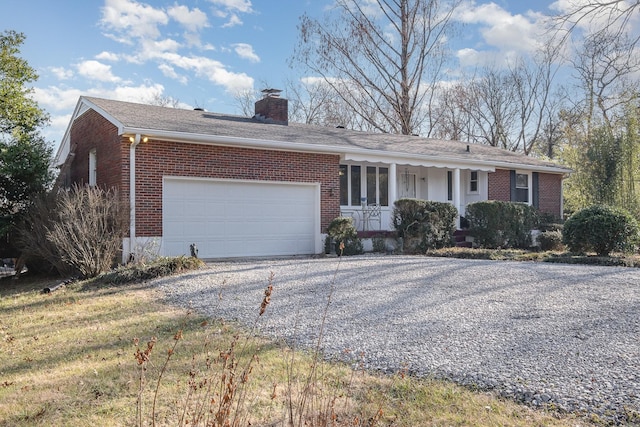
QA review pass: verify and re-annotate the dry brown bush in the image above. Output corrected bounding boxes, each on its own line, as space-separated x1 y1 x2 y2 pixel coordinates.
17 185 128 277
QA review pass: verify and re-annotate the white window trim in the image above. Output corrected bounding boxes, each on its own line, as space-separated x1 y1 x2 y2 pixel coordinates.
468 170 479 195
515 170 532 205
89 149 97 187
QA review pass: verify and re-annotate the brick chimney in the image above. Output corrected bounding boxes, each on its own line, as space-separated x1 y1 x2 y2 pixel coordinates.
254 88 288 125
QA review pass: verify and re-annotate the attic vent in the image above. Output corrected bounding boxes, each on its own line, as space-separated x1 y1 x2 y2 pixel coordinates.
336 125 345 129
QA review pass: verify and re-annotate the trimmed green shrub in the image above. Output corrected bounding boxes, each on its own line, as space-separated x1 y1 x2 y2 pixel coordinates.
465 201 539 249
326 217 363 256
562 205 639 256
391 199 457 253
538 230 564 251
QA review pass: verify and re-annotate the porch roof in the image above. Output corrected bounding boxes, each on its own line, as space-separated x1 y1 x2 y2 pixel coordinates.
55 96 571 174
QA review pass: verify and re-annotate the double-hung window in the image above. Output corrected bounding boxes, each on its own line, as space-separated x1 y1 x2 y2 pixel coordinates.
515 172 529 203
469 170 478 193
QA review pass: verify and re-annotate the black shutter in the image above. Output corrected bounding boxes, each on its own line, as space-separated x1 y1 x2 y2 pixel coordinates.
510 170 516 201
532 172 539 208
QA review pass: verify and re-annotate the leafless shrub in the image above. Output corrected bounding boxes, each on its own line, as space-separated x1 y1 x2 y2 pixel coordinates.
17 185 129 278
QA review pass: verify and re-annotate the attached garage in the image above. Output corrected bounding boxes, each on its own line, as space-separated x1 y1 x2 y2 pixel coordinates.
162 177 320 258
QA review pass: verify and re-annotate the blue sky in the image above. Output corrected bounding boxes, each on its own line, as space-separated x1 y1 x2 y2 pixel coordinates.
1 0 583 150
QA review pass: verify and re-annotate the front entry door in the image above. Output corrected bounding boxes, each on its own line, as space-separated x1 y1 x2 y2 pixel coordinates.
399 172 416 199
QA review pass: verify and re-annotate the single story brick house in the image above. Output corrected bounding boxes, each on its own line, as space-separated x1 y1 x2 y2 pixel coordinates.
54 94 570 259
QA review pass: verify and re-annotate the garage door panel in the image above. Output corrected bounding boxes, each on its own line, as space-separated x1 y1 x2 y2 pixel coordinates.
163 179 317 258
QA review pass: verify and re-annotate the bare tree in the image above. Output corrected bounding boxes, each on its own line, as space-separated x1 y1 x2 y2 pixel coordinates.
146 93 181 108
530 87 569 159
432 45 563 154
293 0 461 136
571 30 640 134
232 88 260 117
286 78 341 125
554 0 640 49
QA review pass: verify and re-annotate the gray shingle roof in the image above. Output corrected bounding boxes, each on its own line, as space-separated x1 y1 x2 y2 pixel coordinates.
82 96 570 173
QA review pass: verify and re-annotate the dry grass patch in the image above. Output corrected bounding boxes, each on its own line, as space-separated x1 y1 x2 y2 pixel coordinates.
0 273 592 426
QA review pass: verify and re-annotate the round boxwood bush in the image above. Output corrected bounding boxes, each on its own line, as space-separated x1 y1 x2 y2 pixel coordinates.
538 230 564 251
562 205 639 256
326 217 363 256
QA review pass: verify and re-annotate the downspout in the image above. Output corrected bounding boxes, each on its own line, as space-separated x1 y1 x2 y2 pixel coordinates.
129 134 141 260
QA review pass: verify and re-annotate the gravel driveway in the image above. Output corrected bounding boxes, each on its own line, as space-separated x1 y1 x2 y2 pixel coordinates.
154 255 640 423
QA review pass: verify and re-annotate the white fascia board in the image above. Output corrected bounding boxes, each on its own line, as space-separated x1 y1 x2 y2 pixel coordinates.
122 127 570 175
121 127 343 156
344 152 570 174
344 152 496 172
54 97 126 166
488 161 571 174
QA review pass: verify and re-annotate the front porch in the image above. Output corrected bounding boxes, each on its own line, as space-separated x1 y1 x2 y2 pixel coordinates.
338 161 494 231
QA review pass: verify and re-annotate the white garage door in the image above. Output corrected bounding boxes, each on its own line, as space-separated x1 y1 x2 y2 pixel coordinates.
163 178 319 258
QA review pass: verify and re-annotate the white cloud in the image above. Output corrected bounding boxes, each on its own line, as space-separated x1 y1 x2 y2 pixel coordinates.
138 38 182 59
182 32 203 48
300 76 326 86
456 47 514 68
157 52 254 92
33 86 84 111
455 1 545 57
167 5 209 32
158 63 189 84
100 0 168 41
232 43 260 63
95 51 120 61
35 82 169 147
208 0 253 13
221 14 243 28
76 60 122 83
209 0 253 27
110 83 166 103
49 66 74 80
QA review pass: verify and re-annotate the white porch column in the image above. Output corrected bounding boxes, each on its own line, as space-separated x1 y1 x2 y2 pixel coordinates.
389 163 397 207
453 168 461 229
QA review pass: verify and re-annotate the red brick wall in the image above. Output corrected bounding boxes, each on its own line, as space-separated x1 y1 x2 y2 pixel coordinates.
133 140 340 236
538 172 563 219
69 110 126 192
487 169 511 201
488 168 563 219
68 111 340 239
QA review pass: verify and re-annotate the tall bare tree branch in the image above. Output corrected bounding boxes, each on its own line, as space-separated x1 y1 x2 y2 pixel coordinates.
292 0 461 136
